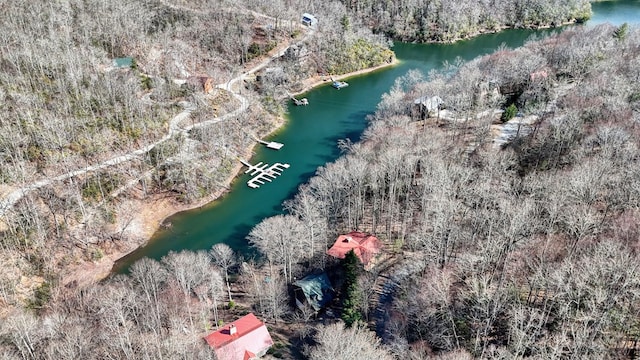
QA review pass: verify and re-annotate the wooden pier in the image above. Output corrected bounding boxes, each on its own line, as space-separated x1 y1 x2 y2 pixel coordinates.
240 159 290 188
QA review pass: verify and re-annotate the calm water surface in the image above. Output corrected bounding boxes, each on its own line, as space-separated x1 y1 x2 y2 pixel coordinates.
113 1 640 273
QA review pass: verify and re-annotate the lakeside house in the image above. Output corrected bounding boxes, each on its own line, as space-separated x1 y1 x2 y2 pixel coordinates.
412 95 443 119
293 272 334 311
203 313 273 360
326 231 383 270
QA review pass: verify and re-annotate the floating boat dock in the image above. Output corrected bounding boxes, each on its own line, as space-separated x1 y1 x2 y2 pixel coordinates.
250 133 284 150
258 139 284 150
240 159 290 188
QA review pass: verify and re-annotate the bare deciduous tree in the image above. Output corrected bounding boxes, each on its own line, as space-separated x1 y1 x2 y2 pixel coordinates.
247 214 307 282
306 322 394 360
210 243 236 303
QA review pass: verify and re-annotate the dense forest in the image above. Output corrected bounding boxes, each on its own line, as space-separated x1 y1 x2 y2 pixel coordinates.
339 0 592 41
0 0 391 317
5 19 639 360
272 22 640 358
2 0 638 359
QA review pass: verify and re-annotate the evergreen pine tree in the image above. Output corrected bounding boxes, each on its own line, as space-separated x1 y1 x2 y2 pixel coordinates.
341 250 363 327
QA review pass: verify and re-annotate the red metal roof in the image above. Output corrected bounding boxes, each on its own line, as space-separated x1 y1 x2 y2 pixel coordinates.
326 231 382 267
203 313 273 360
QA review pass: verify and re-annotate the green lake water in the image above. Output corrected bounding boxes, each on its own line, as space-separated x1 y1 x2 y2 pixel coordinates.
112 1 640 273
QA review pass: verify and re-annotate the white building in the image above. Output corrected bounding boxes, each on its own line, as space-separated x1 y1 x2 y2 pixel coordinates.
302 13 318 27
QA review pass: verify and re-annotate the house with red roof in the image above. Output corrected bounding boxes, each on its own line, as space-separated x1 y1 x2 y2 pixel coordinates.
203 313 273 360
326 231 383 270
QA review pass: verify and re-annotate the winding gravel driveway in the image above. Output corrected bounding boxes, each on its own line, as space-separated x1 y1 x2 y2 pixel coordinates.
0 21 311 217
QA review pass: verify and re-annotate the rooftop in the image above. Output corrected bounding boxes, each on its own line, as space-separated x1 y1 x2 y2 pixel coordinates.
326 231 382 268
204 313 273 360
294 272 334 311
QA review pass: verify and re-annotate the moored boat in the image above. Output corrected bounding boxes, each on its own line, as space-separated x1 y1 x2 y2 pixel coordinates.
332 80 349 89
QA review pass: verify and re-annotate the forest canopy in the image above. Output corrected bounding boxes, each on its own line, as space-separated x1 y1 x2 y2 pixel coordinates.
339 0 592 42
0 0 392 314
271 22 640 358
1 0 639 359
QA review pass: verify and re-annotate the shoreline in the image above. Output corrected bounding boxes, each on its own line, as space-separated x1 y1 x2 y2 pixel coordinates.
60 142 257 288
61 58 400 288
290 57 400 98
50 14 582 289
394 18 582 44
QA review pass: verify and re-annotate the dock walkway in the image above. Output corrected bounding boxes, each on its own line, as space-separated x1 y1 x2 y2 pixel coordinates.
240 160 290 188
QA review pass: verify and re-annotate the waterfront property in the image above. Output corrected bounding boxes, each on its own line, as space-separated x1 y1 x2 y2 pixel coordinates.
293 272 334 311
412 95 443 119
117 1 639 273
327 231 383 270
204 313 273 360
